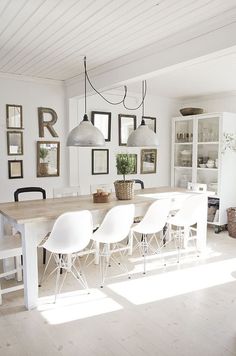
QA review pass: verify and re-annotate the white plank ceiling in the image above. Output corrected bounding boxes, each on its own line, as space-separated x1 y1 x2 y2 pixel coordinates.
0 0 235 81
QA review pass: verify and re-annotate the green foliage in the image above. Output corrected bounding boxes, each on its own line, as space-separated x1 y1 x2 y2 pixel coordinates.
39 147 48 161
116 153 136 181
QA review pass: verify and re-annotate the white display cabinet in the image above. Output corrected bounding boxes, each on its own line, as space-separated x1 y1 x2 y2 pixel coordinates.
171 112 236 232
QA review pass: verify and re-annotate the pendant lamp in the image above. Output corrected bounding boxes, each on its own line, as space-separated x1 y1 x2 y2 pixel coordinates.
67 57 105 147
127 81 159 147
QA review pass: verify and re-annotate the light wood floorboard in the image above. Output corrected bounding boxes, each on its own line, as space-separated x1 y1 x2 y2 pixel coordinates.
0 228 236 356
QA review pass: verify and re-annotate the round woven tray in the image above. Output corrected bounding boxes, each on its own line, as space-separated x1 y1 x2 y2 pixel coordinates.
114 180 134 200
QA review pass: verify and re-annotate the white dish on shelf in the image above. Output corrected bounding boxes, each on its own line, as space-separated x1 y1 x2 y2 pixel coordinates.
199 164 206 168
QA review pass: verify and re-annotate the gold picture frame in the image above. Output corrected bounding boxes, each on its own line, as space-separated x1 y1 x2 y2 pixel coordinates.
37 141 60 177
141 149 157 174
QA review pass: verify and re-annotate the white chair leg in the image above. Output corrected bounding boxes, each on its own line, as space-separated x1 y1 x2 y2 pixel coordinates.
128 231 133 256
100 245 110 288
54 265 61 303
15 255 22 282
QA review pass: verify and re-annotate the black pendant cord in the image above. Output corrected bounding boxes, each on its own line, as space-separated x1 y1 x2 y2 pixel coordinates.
141 81 146 125
84 56 127 106
122 80 147 111
84 57 87 114
84 56 147 110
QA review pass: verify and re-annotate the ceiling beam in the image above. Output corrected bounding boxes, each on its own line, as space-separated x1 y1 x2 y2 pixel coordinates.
65 19 236 99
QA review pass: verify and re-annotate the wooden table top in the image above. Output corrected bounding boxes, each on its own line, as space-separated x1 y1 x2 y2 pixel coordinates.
0 187 186 224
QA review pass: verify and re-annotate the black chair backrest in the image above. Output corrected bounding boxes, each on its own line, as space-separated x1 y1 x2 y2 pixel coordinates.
133 179 144 189
14 187 46 202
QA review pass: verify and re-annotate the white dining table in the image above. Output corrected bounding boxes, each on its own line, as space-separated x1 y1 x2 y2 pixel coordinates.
0 187 208 310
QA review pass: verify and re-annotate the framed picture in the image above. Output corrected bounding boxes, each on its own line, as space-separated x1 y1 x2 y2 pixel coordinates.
141 149 157 174
143 116 156 132
7 131 23 155
8 160 23 179
91 111 111 141
6 104 23 129
37 141 60 177
92 149 109 175
118 114 136 146
117 154 137 175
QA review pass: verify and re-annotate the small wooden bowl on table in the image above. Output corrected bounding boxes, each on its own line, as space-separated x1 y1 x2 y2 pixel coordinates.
93 189 111 203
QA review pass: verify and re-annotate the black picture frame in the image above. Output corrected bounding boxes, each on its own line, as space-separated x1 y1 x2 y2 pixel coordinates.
7 131 24 155
92 149 109 175
118 114 136 146
143 116 156 132
6 104 23 129
91 111 111 142
8 160 23 179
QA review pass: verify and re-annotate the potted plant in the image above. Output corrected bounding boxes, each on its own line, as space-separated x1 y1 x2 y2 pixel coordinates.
114 153 135 200
39 147 49 175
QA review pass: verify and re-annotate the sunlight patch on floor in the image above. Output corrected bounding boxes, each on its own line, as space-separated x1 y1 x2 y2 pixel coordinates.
108 257 236 305
38 288 122 324
127 246 221 274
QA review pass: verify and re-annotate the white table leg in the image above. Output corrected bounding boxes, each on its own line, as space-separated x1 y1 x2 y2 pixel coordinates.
19 221 53 310
20 223 39 310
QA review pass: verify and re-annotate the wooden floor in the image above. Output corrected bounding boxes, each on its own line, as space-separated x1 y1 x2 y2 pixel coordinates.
0 229 236 356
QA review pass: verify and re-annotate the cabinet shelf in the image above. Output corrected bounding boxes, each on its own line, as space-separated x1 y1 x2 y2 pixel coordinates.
197 168 218 171
175 142 193 145
197 141 219 145
174 166 192 169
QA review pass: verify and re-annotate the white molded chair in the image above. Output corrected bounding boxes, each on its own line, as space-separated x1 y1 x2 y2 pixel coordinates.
41 210 93 302
131 199 171 274
0 235 23 304
92 204 135 287
53 186 81 198
168 194 205 263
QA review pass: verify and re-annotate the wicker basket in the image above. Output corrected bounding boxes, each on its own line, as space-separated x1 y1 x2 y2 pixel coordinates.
114 180 134 200
93 193 110 203
227 207 236 238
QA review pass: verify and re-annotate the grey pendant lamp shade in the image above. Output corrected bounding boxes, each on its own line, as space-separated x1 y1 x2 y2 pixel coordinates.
67 57 105 147
127 119 159 146
67 114 105 146
127 81 159 147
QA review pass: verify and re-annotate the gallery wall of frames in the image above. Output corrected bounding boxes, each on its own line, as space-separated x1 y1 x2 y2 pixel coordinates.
90 110 157 177
5 104 61 180
5 105 157 181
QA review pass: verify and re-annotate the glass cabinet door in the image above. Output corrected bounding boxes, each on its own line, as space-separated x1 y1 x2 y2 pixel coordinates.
174 168 192 188
197 117 219 194
175 120 193 143
198 117 219 143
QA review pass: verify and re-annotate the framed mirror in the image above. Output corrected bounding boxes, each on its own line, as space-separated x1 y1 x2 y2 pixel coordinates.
6 104 23 129
118 114 136 146
141 149 157 174
37 141 60 177
8 160 23 179
92 149 109 175
91 111 111 141
7 131 23 155
143 116 156 132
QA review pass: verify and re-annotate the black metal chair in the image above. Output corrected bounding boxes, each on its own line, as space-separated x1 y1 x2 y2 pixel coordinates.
14 187 47 264
133 179 144 189
14 187 46 202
